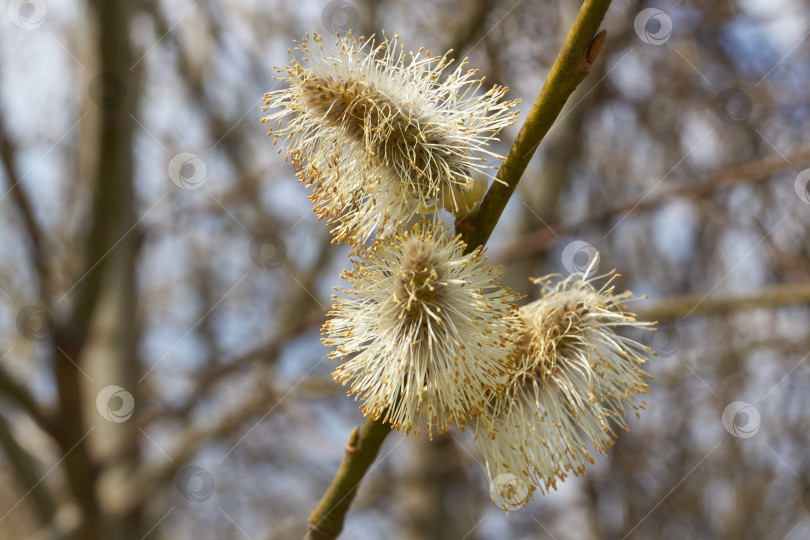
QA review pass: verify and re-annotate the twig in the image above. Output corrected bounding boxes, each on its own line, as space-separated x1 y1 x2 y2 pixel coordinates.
457 0 612 250
495 142 810 262
110 386 284 517
637 281 810 321
0 413 56 523
307 1 614 537
0 363 55 435
0 120 49 303
306 418 392 539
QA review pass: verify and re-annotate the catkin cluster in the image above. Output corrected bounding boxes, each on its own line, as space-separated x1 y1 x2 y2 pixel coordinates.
263 32 654 510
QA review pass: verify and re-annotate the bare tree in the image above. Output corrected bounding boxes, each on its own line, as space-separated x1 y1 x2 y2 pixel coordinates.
1 1 809 539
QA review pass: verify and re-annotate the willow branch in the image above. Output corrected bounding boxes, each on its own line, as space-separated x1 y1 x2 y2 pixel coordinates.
637 282 810 321
306 418 392 539
307 2 614 538
457 0 612 250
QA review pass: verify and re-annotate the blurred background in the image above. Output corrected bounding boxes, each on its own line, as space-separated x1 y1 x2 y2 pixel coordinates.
1 0 810 538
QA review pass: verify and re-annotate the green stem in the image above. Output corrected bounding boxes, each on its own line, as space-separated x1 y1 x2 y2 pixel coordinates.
458 0 612 251
306 418 392 539
308 1 613 537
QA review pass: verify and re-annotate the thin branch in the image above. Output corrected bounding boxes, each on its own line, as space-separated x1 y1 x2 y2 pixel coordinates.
637 281 810 321
496 142 810 262
306 2 614 537
306 418 392 540
0 363 55 435
457 0 612 250
0 413 56 523
0 119 49 303
110 236 333 511
110 385 286 517
105 303 324 465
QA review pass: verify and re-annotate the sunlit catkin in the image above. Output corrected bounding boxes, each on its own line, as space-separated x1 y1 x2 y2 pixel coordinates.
262 32 519 245
476 268 655 504
323 222 524 438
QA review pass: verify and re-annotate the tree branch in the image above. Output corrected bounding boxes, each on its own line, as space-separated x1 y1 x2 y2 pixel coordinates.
0 413 56 523
109 386 284 517
306 418 392 539
0 120 49 303
637 282 810 321
495 142 810 262
0 363 55 435
457 0 612 250
49 2 139 537
307 1 614 537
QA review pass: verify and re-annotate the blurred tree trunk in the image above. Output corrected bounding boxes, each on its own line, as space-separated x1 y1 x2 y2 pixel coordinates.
398 435 472 540
78 0 141 537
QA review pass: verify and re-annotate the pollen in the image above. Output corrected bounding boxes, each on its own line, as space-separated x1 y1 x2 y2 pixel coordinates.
394 236 444 317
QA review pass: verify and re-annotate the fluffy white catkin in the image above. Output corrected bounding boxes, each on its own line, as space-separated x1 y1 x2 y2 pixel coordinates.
323 222 524 438
262 32 519 245
476 268 655 505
